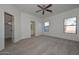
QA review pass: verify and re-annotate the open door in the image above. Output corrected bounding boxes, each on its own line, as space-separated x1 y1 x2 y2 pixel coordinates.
4 12 14 48
31 21 36 37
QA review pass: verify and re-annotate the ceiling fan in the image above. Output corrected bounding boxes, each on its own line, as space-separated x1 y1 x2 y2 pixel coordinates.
36 4 52 15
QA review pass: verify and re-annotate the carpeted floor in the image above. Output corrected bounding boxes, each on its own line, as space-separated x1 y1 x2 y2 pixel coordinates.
0 35 79 55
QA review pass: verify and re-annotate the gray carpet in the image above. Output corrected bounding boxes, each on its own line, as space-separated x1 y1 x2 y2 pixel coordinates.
0 35 79 55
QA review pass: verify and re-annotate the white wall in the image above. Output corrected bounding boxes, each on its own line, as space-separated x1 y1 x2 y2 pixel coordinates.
0 4 21 51
21 12 42 39
0 4 42 51
0 8 4 51
43 8 79 41
21 13 31 39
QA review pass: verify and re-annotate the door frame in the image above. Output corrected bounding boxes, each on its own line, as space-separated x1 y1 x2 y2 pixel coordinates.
4 12 14 48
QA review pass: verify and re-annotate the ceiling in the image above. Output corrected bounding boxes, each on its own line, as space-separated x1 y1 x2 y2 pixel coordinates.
13 4 79 18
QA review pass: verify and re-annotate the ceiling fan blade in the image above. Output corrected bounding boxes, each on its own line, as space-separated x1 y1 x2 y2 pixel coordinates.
37 5 43 9
36 10 42 13
42 10 44 15
45 4 52 9
46 9 52 12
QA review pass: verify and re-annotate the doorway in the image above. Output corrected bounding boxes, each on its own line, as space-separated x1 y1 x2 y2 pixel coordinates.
4 12 14 48
31 21 36 37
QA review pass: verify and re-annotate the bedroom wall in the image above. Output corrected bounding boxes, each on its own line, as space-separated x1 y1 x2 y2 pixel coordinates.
0 4 42 51
21 12 42 39
43 7 79 41
0 4 21 51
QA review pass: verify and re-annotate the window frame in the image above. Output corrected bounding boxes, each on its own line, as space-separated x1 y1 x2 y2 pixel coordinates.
64 16 77 34
44 21 49 32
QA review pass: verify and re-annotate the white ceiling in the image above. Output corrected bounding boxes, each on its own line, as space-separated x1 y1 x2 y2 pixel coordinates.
13 4 79 18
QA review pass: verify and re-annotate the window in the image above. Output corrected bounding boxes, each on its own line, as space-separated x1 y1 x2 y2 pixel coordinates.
44 21 49 32
64 17 77 33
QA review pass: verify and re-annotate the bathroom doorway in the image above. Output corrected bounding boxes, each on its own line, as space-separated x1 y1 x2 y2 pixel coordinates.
4 12 14 48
